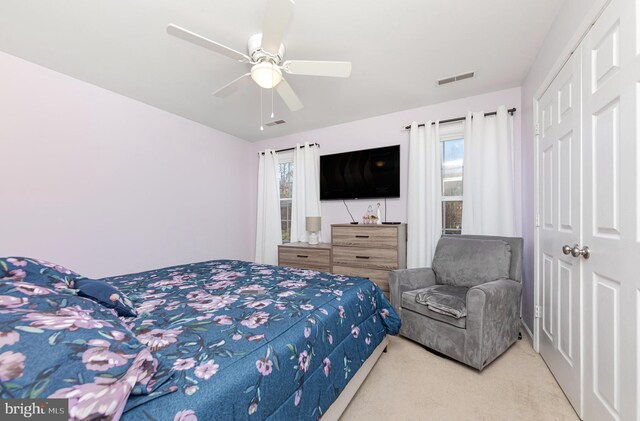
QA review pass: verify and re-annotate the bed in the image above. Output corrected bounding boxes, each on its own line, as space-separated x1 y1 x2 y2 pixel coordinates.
0 257 400 420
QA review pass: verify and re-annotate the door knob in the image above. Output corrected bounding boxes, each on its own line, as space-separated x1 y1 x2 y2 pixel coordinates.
562 244 590 259
571 245 590 259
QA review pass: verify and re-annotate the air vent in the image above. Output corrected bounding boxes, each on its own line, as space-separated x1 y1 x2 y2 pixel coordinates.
437 71 475 86
265 119 286 127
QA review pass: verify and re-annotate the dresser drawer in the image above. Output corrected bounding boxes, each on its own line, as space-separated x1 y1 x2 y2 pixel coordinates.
332 246 398 271
332 265 390 293
332 226 398 248
279 247 331 268
281 262 330 272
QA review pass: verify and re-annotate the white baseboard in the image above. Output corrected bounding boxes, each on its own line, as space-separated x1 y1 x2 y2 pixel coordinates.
521 319 534 342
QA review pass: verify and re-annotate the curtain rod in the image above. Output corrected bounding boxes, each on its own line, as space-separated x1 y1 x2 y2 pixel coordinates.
402 108 517 130
258 142 320 155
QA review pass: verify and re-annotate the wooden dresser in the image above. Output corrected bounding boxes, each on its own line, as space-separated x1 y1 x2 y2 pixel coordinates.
277 224 406 296
330 224 407 295
277 242 332 272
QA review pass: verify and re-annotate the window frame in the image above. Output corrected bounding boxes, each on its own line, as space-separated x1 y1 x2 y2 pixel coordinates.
277 151 294 243
439 122 465 235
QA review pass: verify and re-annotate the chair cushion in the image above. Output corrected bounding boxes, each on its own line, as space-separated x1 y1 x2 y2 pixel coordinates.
432 237 512 287
415 285 469 318
401 289 466 329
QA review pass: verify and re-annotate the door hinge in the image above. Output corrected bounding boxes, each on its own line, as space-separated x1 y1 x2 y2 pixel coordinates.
535 122 540 136
535 214 540 227
535 305 542 319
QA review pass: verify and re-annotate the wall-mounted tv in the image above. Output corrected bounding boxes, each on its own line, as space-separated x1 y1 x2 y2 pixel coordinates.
320 145 400 200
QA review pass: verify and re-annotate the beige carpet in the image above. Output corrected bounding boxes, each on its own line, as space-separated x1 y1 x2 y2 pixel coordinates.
340 334 579 421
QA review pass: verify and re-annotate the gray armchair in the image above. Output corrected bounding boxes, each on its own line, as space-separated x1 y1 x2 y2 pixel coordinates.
389 235 523 370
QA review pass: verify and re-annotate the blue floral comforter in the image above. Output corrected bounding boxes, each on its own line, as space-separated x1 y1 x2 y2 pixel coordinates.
101 260 401 420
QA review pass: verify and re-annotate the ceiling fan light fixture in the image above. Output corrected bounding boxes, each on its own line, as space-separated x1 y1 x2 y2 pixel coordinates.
251 61 282 89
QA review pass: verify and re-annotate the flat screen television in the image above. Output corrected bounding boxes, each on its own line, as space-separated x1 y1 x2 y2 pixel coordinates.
320 145 400 200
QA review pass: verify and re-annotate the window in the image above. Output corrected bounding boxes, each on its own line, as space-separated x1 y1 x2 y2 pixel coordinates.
440 124 464 234
277 152 294 243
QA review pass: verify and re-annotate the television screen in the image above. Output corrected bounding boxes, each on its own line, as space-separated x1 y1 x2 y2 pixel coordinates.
320 145 400 200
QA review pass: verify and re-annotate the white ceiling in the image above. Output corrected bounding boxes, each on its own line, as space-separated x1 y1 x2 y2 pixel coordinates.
0 0 563 141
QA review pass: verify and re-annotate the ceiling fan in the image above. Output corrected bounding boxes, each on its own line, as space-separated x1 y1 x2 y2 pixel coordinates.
167 0 352 112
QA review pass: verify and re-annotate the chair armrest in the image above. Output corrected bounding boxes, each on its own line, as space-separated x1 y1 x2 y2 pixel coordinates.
388 268 437 313
466 279 522 367
467 279 521 320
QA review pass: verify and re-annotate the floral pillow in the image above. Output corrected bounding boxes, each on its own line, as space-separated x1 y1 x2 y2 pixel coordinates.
1 257 81 291
0 268 174 420
1 257 137 318
71 279 138 318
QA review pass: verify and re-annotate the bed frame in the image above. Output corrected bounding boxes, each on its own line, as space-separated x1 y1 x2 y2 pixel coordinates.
321 336 389 420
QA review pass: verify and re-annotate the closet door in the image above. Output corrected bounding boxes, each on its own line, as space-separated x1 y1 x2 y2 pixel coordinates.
537 50 583 417
581 0 639 419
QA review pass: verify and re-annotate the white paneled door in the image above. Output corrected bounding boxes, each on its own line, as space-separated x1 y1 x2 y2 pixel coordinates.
582 0 639 419
536 0 638 419
537 50 583 417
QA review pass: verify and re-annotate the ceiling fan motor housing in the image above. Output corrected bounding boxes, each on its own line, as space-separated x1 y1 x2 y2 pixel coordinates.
248 33 285 64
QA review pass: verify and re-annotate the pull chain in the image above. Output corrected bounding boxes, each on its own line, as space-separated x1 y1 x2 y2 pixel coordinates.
270 70 275 118
260 88 264 131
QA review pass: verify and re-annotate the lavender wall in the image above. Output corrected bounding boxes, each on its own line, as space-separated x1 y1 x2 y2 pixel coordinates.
250 87 523 290
0 44 540 326
520 0 603 332
0 52 255 278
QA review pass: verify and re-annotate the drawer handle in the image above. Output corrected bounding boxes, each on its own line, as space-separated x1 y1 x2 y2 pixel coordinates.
297 254 309 258
355 255 370 259
355 235 369 238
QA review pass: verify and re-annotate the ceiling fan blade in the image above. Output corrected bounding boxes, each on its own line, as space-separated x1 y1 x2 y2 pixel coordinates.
283 60 352 78
167 24 251 63
261 0 295 55
276 78 303 111
212 73 252 97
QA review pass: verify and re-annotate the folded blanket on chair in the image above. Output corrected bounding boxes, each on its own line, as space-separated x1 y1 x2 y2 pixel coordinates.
415 284 469 319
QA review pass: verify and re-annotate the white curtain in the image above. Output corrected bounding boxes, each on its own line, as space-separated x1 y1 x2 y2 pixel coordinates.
290 142 322 243
407 122 442 268
255 150 282 264
461 105 516 236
